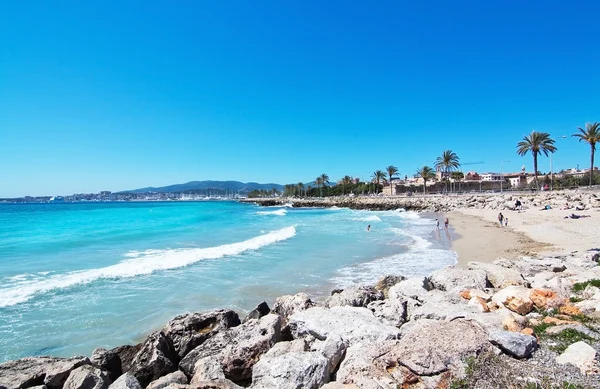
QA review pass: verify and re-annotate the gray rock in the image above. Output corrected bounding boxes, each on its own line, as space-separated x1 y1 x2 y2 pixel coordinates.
288 306 400 346
489 330 538 359
389 319 492 375
189 358 225 383
317 335 347 377
545 324 600 340
107 373 140 389
146 370 187 389
335 341 398 387
63 366 110 389
387 277 432 303
243 302 270 323
129 332 177 387
271 293 314 323
162 310 241 360
373 275 406 298
0 356 91 389
109 346 141 377
179 314 282 385
326 286 384 308
467 262 528 288
367 299 407 327
90 349 121 382
166 381 243 389
250 351 329 389
429 267 489 293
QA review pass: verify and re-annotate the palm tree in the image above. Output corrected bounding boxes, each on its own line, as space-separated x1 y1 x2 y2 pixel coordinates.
371 170 386 194
297 182 304 197
415 166 436 193
434 150 460 193
385 165 398 195
572 122 600 186
341 175 353 195
315 177 323 197
516 131 557 190
320 173 330 197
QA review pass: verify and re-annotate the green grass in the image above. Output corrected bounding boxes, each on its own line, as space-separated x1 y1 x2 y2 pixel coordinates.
525 383 591 389
548 328 594 354
532 321 554 337
569 296 584 303
572 279 600 292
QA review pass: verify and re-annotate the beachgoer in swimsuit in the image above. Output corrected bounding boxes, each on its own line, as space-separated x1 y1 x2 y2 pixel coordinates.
498 213 504 226
444 218 449 229
367 224 371 231
435 219 440 230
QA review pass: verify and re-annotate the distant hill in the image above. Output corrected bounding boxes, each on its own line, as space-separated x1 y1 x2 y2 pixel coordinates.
123 180 284 194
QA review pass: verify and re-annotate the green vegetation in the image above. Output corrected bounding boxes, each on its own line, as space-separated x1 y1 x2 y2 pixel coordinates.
548 328 594 354
415 166 436 193
572 122 600 187
385 165 398 195
516 131 557 190
371 170 386 194
434 150 460 193
572 279 600 292
570 296 584 303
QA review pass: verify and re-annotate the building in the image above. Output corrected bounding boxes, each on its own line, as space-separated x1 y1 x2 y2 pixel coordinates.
480 173 503 181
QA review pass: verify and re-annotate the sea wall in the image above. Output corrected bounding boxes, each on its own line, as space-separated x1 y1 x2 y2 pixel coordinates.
1 251 600 389
241 190 600 213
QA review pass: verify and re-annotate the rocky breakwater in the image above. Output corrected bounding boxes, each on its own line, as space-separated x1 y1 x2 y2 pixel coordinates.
2 253 600 389
242 189 600 213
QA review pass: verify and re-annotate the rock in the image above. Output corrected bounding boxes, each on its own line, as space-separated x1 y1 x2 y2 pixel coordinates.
556 341 597 374
575 299 600 314
468 296 490 312
179 314 282 385
489 330 538 359
189 358 225 383
288 306 400 346
542 316 577 325
63 366 110 389
491 285 534 315
529 289 561 309
243 302 270 323
146 371 188 389
335 341 398 387
366 299 407 327
389 319 492 375
107 373 141 389
545 324 600 340
502 312 526 332
110 346 142 376
129 332 177 387
250 351 329 389
162 310 241 360
459 290 471 300
521 328 535 337
169 380 243 389
388 277 432 302
505 296 534 315
320 383 360 389
373 275 406 298
271 293 314 322
90 349 121 382
559 304 583 316
467 262 527 288
0 356 91 389
429 267 489 293
326 286 384 308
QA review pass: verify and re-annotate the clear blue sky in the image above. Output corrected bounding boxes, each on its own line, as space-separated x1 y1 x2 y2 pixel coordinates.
1 1 599 197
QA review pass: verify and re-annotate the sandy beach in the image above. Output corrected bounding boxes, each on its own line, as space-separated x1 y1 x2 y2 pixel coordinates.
449 205 599 267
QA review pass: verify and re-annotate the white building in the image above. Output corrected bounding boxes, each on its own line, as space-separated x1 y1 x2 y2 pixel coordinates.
480 173 503 181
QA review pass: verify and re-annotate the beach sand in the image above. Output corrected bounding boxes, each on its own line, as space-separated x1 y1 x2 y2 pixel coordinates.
448 211 552 268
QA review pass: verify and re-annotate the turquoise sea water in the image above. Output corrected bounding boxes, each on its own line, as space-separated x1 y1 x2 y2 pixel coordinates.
0 201 456 362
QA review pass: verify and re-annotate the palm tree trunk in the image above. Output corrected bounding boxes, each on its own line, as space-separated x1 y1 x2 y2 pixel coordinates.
533 153 539 190
591 145 595 187
423 180 426 194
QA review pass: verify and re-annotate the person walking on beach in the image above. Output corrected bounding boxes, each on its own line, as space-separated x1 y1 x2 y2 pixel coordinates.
515 199 522 212
435 219 440 230
444 217 449 229
504 217 508 227
498 212 504 226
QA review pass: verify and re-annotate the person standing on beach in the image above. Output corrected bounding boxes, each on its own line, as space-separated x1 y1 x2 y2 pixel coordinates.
498 212 504 226
435 219 440 230
444 218 449 229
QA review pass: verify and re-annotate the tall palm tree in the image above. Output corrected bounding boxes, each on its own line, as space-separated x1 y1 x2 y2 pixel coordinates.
315 177 323 197
415 166 436 194
434 150 460 193
572 122 600 186
297 182 304 197
385 165 398 195
320 173 330 197
341 175 353 195
516 131 557 190
371 170 386 194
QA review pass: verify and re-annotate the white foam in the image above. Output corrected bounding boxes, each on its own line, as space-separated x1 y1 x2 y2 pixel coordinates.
256 209 287 216
0 226 296 308
351 215 381 222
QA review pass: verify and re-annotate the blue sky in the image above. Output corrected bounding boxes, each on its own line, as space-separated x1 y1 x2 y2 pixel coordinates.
1 1 599 197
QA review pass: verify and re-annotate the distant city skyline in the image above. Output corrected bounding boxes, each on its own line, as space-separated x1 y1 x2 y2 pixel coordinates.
1 1 599 197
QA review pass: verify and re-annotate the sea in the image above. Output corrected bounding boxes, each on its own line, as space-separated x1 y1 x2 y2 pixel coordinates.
0 201 457 362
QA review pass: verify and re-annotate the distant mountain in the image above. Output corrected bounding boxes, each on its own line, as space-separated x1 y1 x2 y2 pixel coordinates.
123 180 284 194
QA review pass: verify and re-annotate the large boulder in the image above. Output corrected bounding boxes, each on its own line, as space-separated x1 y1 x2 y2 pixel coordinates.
109 346 141 377
242 302 270 323
146 371 187 389
63 366 110 389
0 357 91 389
162 310 241 360
556 341 598 374
388 319 492 375
271 293 314 323
367 299 407 327
467 262 528 288
373 275 406 298
250 350 329 389
179 314 282 386
129 332 177 387
491 286 534 315
334 341 399 388
428 268 489 293
90 349 122 382
326 286 384 308
107 373 141 389
288 306 400 346
489 330 538 359
388 278 432 302
166 381 242 389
